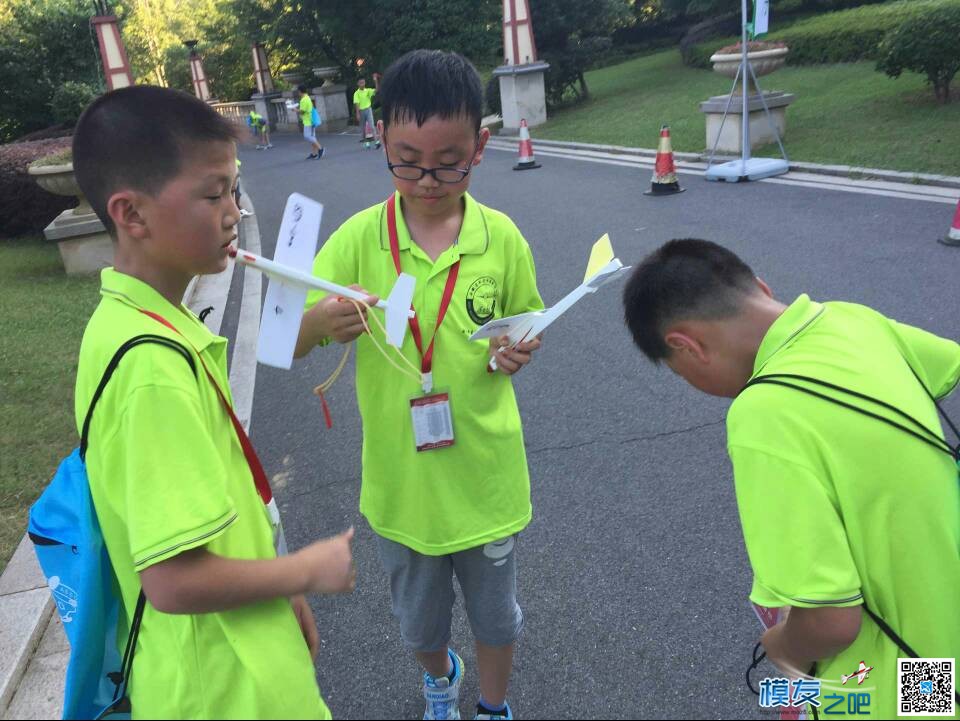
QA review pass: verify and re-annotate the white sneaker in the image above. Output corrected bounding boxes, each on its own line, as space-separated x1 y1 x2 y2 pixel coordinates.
423 650 463 720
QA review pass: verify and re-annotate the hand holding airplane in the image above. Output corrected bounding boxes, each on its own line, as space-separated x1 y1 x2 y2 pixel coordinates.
229 193 416 369
470 234 631 371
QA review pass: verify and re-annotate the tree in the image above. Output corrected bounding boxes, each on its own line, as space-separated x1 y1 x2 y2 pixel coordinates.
0 0 103 142
530 0 630 107
876 4 960 104
223 0 500 102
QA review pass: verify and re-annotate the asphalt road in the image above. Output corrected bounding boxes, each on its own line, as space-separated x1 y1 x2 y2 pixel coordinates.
226 129 960 720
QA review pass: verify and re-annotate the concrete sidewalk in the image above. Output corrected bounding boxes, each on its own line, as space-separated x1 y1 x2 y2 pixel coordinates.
0 191 260 719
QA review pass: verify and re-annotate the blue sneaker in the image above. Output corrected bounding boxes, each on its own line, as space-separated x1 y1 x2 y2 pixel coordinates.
423 649 463 720
474 702 512 720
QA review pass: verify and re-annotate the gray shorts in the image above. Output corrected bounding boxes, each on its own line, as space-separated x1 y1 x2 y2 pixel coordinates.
375 534 523 652
303 124 316 143
359 107 376 136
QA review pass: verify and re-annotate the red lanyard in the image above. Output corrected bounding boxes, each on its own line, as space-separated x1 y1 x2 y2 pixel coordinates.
138 309 274 506
386 194 459 380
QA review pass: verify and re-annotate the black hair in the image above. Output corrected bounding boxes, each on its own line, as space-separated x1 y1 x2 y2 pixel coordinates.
379 49 483 132
297 84 307 93
73 85 237 236
622 239 759 362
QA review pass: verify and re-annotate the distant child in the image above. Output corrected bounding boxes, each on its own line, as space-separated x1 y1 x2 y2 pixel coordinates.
295 85 324 160
296 50 543 721
353 73 381 147
622 239 960 719
71 85 355 719
248 108 272 149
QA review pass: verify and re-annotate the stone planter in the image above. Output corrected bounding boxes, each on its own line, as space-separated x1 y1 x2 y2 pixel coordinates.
710 46 788 93
279 71 307 87
27 163 93 216
312 66 339 88
27 161 112 275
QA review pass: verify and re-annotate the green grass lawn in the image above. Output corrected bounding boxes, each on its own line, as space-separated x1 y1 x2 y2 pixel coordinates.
0 238 100 572
536 49 960 175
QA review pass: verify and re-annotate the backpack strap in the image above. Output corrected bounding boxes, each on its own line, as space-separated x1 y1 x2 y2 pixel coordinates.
740 369 960 701
79 335 195 461
79 334 194 716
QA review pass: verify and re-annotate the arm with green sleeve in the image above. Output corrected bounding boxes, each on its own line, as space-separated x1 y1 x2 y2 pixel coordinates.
728 414 864 673
502 226 544 316
887 319 960 399
117 380 354 615
294 225 375 357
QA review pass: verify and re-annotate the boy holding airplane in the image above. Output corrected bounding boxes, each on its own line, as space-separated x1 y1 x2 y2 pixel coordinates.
295 50 543 720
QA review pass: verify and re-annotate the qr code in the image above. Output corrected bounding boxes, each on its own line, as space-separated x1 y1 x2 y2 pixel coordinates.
898 658 956 717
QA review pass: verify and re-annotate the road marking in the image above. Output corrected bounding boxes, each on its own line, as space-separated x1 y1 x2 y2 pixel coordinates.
485 142 958 205
229 196 263 433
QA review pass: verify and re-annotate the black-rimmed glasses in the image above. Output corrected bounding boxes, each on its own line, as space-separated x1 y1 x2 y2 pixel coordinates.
384 139 480 184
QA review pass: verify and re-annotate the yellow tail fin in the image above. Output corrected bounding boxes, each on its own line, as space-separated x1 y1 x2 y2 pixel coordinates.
584 234 614 282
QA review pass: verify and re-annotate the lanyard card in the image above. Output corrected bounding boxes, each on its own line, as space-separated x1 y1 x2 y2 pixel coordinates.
410 392 455 452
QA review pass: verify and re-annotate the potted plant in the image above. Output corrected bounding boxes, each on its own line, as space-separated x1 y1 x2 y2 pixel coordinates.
27 148 94 217
710 40 789 92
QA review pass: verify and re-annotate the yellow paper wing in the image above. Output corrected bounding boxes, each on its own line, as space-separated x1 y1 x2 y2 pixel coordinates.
584 234 614 283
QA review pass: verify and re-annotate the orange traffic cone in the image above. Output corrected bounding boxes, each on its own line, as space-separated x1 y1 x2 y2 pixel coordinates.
644 125 684 195
513 119 541 171
939 197 960 246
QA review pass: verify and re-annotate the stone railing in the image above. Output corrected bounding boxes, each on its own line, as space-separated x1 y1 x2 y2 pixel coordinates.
271 98 300 132
211 100 257 127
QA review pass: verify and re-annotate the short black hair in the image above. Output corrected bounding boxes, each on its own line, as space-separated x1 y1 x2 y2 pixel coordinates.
622 239 759 362
379 49 483 132
297 84 307 93
73 86 237 236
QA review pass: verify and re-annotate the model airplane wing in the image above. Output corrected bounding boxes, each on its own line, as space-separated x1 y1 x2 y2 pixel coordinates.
468 234 631 369
233 193 416 369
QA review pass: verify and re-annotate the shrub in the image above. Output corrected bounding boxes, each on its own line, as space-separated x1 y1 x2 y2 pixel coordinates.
0 138 74 237
686 0 960 68
29 148 73 168
49 82 100 126
876 4 960 102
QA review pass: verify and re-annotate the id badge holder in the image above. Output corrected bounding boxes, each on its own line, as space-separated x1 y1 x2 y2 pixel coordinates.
410 373 455 452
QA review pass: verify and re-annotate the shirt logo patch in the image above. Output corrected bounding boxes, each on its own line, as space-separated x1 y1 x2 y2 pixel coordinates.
466 276 498 325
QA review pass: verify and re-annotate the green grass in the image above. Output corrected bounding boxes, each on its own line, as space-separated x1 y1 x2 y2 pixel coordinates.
0 238 100 572
686 0 960 68
535 49 960 175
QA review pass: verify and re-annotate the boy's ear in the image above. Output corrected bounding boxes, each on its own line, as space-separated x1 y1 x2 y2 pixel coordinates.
664 329 709 364
106 190 150 240
473 126 491 166
755 276 774 299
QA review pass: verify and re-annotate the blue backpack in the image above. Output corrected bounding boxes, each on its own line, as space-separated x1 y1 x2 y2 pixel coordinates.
311 106 321 126
28 335 194 720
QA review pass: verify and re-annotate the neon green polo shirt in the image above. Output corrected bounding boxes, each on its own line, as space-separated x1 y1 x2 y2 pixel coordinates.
306 192 544 555
299 94 314 126
353 87 376 111
76 269 330 720
728 294 960 719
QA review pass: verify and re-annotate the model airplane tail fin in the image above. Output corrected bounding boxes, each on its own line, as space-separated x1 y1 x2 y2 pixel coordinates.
384 273 416 348
584 234 615 283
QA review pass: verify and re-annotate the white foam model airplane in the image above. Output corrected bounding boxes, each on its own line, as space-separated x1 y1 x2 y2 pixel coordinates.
229 193 416 369
469 234 631 370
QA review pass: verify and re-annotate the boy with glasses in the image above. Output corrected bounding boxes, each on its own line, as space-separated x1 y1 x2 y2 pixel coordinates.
295 50 544 720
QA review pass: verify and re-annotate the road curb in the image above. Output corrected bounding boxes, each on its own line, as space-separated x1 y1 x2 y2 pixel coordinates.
491 137 960 191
